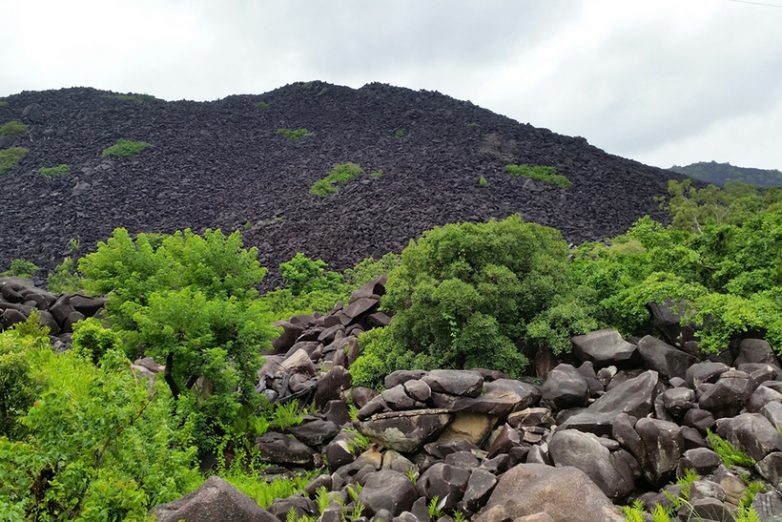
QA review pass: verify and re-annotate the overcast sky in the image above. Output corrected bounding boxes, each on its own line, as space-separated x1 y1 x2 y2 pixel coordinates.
2 0 781 170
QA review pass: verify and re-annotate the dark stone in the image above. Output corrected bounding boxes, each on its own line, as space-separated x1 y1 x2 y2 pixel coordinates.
272 321 305 352
686 361 729 388
255 432 314 465
486 424 522 459
342 297 379 322
385 370 428 389
323 399 351 426
1 308 27 328
635 418 684 485
351 387 378 408
735 338 779 367
762 401 782 430
382 384 422 411
662 387 696 418
287 417 340 447
571 329 637 367
49 294 75 325
715 413 782 462
63 310 85 332
460 469 497 512
313 365 351 409
647 299 687 346
422 370 484 397
416 462 471 510
68 294 106 317
151 476 277 522
357 409 452 453
324 438 356 472
37 310 60 335
747 385 782 413
682 408 715 433
540 363 589 409
677 448 721 476
698 372 754 418
637 335 698 379
359 470 417 516
612 413 645 467
403 379 432 403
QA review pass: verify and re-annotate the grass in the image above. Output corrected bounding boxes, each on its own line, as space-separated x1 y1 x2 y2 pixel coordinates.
39 164 70 177
505 163 571 188
254 101 270 110
707 429 755 467
100 139 151 158
107 93 157 104
479 175 488 187
0 101 9 108
1 259 39 279
310 162 364 197
276 128 310 140
0 147 28 174
0 120 29 137
370 169 384 178
393 128 406 139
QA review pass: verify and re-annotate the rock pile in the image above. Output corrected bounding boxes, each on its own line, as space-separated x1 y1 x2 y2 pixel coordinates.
150 279 782 521
0 276 105 342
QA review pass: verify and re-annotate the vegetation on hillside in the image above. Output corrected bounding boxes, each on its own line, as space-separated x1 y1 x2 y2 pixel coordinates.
0 146 28 174
100 139 151 158
672 160 782 188
505 163 571 188
107 92 158 104
310 162 365 196
276 127 310 140
0 120 29 137
39 163 70 177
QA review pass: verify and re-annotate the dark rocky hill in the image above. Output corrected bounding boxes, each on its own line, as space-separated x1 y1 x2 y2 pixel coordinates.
0 81 685 277
671 161 782 187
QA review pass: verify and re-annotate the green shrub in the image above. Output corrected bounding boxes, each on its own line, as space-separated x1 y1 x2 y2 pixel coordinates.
107 92 157 104
47 257 83 294
255 101 270 110
310 162 364 197
100 139 151 158
707 430 756 468
343 253 400 287
0 320 46 438
370 169 384 178
78 228 276 452
280 252 343 296
478 175 488 187
0 120 28 137
0 101 8 108
0 146 28 175
393 128 406 139
1 258 38 278
72 318 121 364
39 163 70 177
276 128 309 140
351 215 573 386
505 164 571 188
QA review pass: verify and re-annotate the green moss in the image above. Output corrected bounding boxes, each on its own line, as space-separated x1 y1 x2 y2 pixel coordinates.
254 101 270 110
107 93 157 104
276 128 309 140
0 120 29 137
0 147 28 174
39 164 70 177
370 169 384 178
393 128 406 139
478 175 488 187
101 139 151 158
0 101 9 108
310 162 364 197
505 164 571 188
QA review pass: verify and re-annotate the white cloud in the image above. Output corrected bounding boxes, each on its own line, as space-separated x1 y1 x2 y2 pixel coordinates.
1 0 781 169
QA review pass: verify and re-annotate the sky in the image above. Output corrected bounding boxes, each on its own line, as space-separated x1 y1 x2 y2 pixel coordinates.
2 0 781 170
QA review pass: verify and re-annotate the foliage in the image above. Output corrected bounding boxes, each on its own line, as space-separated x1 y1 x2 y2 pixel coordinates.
255 101 270 110
370 168 384 178
351 215 573 386
276 128 309 140
107 92 157 103
280 252 343 296
393 128 406 139
100 139 151 158
0 319 46 438
223 467 309 509
0 323 200 521
707 430 755 467
72 318 121 364
478 175 488 187
1 258 39 278
47 257 84 294
0 146 28 175
78 227 276 452
0 120 29 137
310 162 364 196
39 163 70 177
671 160 782 188
505 163 571 188
266 399 305 430
0 101 8 108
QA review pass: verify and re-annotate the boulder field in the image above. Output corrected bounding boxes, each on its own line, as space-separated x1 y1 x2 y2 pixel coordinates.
6 275 781 520
0 82 687 283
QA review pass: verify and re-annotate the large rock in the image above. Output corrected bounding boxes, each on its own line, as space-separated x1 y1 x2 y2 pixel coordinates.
715 413 782 462
422 370 484 397
358 470 417 516
151 476 277 522
475 464 623 522
357 409 452 453
735 338 779 367
636 418 684 485
571 329 637 367
637 335 698 379
416 462 471 509
548 429 635 499
541 364 589 409
698 371 754 418
561 370 658 435
255 432 314 465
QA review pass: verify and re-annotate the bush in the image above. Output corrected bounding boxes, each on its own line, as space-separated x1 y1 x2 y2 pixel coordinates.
310 162 364 196
255 101 270 110
39 163 70 177
1 258 39 278
276 128 309 140
0 120 28 137
107 92 157 103
0 319 46 438
280 252 343 296
100 139 151 158
72 318 121 364
478 175 488 187
351 215 573 386
78 228 276 452
505 164 571 188
0 146 28 175
393 128 406 139
47 257 83 294
0 101 8 108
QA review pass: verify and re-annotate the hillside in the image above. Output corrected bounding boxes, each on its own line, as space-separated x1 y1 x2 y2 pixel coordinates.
0 81 684 277
671 160 782 187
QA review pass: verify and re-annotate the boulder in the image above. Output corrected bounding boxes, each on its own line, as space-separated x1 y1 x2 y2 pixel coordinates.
255 432 314 465
540 364 589 409
698 371 754 418
637 335 698 379
358 470 417 516
662 387 696 418
715 413 782 462
549 429 635 499
686 361 729 388
475 464 623 522
287 417 340 447
416 462 471 509
357 409 452 453
571 329 637 367
735 338 779 367
635 418 684 485
677 448 722 476
151 476 277 522
422 370 484 397
460 468 497 512
437 412 495 445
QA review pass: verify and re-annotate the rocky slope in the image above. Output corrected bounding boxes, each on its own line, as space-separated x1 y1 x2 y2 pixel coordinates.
0 82 685 279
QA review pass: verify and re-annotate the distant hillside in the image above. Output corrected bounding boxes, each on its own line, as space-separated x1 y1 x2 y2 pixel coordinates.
671 161 782 187
0 82 685 278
